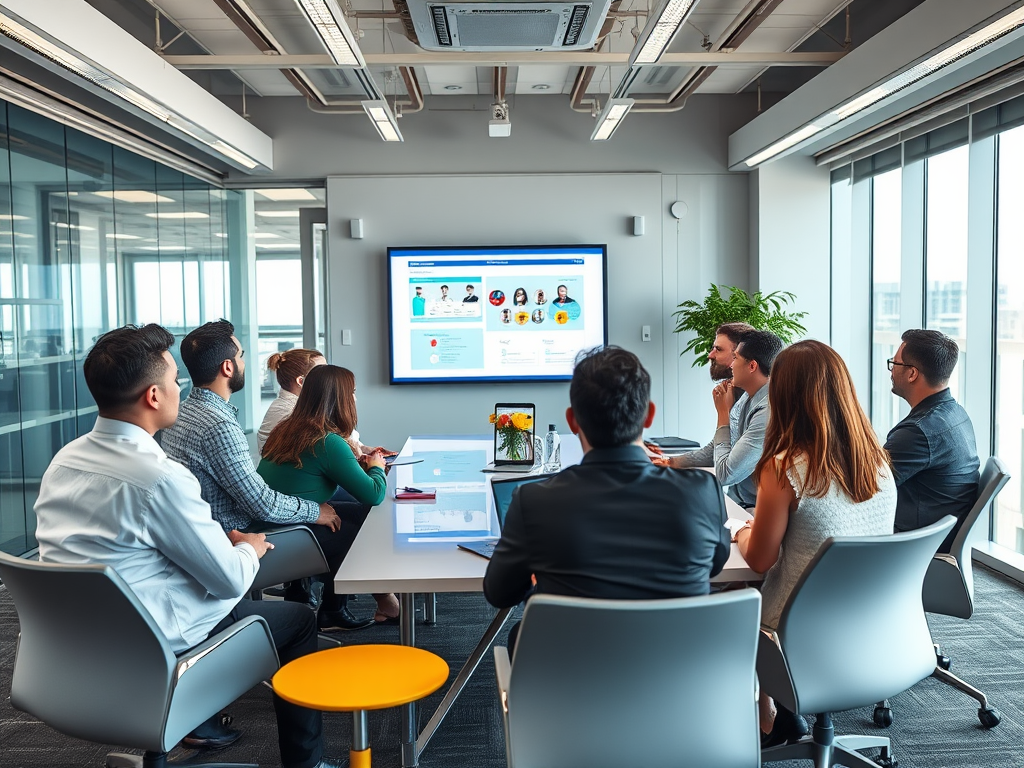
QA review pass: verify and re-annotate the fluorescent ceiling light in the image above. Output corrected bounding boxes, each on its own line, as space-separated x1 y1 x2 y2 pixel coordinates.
293 0 365 68
93 190 174 204
54 222 95 230
254 189 318 202
138 245 191 251
214 233 228 238
745 6 1024 167
0 230 34 238
0 10 261 170
144 211 210 220
253 232 281 239
591 98 635 141
0 214 28 220
361 100 404 142
106 233 142 240
256 209 302 218
256 243 301 249
629 0 699 66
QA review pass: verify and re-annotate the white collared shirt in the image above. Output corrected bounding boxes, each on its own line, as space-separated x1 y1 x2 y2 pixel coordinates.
34 417 260 653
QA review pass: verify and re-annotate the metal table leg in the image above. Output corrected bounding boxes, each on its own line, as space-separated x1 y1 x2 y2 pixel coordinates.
399 593 418 767
415 606 514 755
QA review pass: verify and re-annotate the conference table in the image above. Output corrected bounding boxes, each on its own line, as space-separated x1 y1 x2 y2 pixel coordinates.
334 434 760 767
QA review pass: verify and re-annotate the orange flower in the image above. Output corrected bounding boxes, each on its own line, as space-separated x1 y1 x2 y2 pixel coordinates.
497 413 511 428
488 413 497 424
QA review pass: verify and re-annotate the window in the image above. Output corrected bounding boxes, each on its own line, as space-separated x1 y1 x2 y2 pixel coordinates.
871 168 903 437
924 145 970 401
994 124 1024 554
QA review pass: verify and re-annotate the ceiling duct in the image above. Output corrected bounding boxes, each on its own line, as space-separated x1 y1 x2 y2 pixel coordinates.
406 0 613 51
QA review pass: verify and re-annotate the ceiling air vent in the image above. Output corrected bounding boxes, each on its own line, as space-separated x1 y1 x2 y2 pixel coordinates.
406 0 612 52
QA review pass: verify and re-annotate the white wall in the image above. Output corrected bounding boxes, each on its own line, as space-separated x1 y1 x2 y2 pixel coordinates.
749 155 832 343
326 172 749 449
235 94 761 448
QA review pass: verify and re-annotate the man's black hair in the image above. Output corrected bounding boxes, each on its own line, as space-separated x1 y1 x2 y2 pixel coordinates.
736 329 784 376
569 346 650 448
901 329 960 387
180 319 238 387
83 324 175 411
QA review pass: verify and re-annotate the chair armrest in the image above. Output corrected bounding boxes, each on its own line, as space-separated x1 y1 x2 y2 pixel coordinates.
494 645 511 714
164 616 280 750
251 526 328 592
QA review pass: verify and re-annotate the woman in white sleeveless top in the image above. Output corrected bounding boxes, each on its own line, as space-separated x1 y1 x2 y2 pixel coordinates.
733 340 896 746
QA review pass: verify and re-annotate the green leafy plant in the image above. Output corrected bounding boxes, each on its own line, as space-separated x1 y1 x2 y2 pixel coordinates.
673 285 807 367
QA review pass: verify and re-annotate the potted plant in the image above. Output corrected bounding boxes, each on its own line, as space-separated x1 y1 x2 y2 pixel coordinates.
672 285 807 367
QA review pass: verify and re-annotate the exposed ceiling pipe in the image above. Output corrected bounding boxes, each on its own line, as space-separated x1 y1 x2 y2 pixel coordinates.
570 0 621 113
305 67 424 114
211 0 328 104
493 66 507 102
669 0 788 105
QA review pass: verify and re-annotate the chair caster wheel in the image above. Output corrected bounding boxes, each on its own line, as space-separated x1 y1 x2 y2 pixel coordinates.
978 707 1001 728
873 706 893 728
936 654 951 670
875 754 898 768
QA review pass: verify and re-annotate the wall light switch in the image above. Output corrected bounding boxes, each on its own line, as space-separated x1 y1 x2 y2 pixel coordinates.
642 325 651 342
342 329 353 346
350 219 364 239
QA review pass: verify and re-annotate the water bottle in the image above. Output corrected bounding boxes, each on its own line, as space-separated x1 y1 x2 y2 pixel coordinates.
543 424 561 473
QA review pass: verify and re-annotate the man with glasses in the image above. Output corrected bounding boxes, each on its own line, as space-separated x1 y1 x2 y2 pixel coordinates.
886 329 980 552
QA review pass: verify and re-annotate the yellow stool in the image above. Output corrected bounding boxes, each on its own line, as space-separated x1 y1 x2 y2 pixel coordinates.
273 644 449 768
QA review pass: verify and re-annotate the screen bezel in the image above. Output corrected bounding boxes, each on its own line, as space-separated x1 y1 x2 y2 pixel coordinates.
492 402 536 466
386 244 609 384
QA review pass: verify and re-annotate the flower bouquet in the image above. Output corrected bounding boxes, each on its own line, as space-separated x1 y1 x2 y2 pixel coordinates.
489 409 535 463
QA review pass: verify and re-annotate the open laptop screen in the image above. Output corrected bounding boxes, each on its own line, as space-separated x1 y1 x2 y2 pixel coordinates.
490 474 554 530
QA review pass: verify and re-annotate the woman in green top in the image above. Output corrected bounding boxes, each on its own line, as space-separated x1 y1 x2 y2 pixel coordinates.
258 365 397 623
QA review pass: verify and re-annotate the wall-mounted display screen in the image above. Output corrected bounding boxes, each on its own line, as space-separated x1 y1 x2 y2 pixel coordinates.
387 245 608 383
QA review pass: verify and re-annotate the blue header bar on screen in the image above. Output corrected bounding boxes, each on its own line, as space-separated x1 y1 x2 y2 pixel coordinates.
407 258 585 267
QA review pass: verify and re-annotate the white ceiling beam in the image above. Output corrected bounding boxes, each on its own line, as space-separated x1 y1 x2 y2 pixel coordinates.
161 51 847 69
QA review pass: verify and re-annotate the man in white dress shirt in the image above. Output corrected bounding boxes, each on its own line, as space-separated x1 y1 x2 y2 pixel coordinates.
33 323 339 768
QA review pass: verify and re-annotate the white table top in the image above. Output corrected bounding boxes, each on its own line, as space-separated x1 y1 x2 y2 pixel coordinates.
334 435 760 594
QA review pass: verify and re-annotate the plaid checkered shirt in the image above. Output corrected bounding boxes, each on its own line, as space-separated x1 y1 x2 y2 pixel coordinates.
160 387 320 531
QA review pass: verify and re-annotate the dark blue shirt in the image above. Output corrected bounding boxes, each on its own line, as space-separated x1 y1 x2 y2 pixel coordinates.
885 389 979 550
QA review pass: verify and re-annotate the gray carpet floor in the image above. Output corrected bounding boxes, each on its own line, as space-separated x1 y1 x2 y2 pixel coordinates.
1 568 1022 768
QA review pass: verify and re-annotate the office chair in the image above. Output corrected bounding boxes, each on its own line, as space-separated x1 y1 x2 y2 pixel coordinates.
758 516 955 768
494 590 762 768
0 551 280 768
874 456 1010 730
249 524 329 596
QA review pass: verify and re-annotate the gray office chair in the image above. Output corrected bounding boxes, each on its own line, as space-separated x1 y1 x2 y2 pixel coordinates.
758 516 955 768
874 456 1010 730
249 524 329 595
0 551 280 768
494 590 762 768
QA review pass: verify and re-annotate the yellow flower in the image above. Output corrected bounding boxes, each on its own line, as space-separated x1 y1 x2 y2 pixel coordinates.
511 412 531 430
488 413 497 424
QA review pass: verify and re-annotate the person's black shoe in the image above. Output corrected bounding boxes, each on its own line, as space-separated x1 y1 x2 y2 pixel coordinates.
760 708 808 749
182 713 241 750
317 606 375 631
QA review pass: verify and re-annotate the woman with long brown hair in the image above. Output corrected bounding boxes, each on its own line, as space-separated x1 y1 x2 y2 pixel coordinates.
733 340 896 746
258 365 399 625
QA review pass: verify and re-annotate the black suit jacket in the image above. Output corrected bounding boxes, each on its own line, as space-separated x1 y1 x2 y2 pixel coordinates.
483 445 731 609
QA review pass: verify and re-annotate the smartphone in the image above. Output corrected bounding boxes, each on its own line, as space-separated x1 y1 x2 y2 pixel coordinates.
492 402 537 467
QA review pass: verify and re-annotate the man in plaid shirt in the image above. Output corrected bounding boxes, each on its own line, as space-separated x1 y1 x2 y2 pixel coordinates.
161 320 375 634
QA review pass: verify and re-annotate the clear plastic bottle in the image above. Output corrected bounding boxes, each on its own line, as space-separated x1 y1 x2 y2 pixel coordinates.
543 424 561 473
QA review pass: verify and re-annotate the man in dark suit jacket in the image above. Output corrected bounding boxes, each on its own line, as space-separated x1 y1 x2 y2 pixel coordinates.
484 346 731 651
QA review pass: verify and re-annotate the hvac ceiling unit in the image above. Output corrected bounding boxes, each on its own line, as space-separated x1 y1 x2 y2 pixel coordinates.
407 0 612 52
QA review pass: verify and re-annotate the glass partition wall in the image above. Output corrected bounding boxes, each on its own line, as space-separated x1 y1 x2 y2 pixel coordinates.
0 99 248 556
833 93 1024 566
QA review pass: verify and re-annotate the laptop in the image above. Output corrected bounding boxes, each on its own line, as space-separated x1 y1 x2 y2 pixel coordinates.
457 473 554 559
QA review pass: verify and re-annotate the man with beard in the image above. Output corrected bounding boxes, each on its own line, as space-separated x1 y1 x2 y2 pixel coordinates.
885 329 979 552
161 321 374 647
667 323 774 509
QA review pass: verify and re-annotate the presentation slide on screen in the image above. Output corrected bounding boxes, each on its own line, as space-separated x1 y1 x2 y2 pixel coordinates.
388 246 607 382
